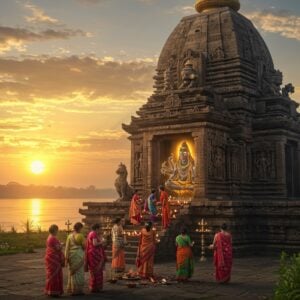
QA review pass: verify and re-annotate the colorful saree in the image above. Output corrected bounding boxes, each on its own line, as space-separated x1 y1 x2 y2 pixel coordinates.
45 235 64 296
136 228 156 279
213 232 232 283
147 193 157 223
65 233 85 295
129 194 141 225
176 234 194 281
85 231 107 292
160 190 170 229
111 224 126 275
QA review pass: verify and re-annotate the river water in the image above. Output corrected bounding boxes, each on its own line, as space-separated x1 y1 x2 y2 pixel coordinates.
0 198 114 232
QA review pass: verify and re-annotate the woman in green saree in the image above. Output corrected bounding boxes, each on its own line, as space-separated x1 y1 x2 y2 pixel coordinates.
175 227 194 282
65 222 85 295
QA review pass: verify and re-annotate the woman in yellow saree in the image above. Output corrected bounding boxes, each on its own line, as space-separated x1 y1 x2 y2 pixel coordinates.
111 218 126 276
65 222 85 295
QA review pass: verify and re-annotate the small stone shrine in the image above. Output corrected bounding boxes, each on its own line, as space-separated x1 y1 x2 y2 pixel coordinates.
81 0 300 259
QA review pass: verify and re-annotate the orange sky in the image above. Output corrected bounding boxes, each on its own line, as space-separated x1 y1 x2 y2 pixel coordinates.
0 0 299 188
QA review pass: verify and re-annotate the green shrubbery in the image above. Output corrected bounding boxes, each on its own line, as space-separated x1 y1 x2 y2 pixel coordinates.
0 231 67 256
274 252 300 300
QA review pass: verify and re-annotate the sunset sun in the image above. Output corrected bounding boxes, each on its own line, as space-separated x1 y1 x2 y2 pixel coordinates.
30 161 45 175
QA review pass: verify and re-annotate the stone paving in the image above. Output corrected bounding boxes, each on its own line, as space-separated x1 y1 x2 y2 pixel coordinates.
0 249 278 300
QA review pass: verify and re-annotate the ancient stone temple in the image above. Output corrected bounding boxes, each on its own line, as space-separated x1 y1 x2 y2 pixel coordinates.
81 0 300 259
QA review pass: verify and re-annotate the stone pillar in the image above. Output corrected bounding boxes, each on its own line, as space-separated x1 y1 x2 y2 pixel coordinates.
143 133 154 194
296 142 300 197
192 129 207 204
129 137 135 185
276 140 286 197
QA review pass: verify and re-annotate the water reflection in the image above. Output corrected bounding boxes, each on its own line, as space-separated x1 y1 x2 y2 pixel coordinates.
31 198 41 229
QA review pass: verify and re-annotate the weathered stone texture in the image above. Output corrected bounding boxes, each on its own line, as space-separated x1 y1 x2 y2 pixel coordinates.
81 3 300 258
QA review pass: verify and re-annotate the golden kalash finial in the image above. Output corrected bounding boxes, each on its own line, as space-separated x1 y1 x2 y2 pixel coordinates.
195 0 240 13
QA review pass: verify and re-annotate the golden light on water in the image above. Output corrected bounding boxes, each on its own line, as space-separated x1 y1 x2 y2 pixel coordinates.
31 198 41 229
30 160 45 175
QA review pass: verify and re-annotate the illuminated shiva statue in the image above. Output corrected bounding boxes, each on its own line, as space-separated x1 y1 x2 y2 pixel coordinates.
161 141 195 191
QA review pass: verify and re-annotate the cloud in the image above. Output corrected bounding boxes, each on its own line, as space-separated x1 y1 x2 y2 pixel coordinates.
167 5 195 15
0 55 155 101
75 0 108 4
0 26 87 53
0 128 129 157
24 3 59 24
246 9 300 41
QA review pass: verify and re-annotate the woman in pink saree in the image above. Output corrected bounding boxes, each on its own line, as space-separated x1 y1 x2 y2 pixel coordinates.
209 223 232 283
45 224 64 297
85 223 107 293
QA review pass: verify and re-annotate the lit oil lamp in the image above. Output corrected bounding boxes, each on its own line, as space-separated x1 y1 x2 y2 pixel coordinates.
196 218 211 262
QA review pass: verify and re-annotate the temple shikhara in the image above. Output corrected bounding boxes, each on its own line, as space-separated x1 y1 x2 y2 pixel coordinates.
80 0 300 260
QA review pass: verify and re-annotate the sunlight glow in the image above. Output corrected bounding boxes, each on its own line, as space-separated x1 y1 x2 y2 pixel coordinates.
31 198 41 229
30 160 45 175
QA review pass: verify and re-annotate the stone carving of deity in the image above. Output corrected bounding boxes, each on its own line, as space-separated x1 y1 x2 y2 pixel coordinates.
210 146 225 179
179 60 198 89
254 151 270 180
161 141 195 191
134 152 143 180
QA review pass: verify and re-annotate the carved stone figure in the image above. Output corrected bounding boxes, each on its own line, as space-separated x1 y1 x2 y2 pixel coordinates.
282 83 295 98
164 93 181 109
209 146 225 179
161 142 195 191
114 163 133 201
179 60 198 89
134 152 143 180
209 46 225 61
263 70 283 96
163 66 173 91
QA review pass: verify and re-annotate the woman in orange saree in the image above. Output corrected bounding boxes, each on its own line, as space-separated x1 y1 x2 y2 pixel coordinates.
136 222 156 279
85 224 107 293
159 186 170 229
129 190 142 225
176 227 194 282
45 224 64 297
111 218 126 276
210 223 233 283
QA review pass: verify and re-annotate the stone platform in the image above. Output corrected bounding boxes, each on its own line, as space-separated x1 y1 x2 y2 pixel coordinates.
0 249 278 300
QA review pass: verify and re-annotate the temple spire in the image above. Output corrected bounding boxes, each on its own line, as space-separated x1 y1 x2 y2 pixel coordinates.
195 0 240 13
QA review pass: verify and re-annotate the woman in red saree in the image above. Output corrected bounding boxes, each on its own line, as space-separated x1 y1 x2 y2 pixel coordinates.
85 223 107 293
45 224 64 297
129 190 142 225
136 222 156 279
159 186 170 229
209 223 233 283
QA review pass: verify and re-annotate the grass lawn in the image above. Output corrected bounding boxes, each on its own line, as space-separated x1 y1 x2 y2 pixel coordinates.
0 231 68 255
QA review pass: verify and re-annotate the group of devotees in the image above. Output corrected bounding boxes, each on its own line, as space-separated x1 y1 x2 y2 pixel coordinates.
45 186 233 297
